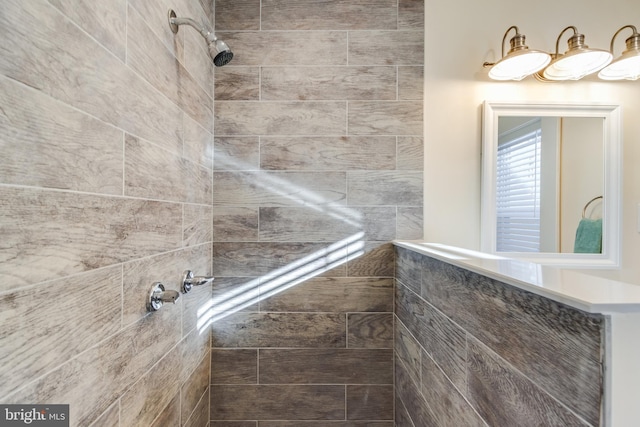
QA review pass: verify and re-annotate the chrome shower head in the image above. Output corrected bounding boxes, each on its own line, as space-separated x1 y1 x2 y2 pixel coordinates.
208 39 234 67
168 9 233 67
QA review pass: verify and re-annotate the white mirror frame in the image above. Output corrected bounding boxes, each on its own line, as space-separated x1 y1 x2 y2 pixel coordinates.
481 101 622 267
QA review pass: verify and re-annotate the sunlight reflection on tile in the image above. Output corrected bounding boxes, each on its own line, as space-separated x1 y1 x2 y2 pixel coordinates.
197 232 365 332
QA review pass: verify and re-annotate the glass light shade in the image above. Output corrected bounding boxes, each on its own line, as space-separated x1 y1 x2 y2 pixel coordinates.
543 50 612 80
598 27 640 81
488 50 551 80
485 26 551 81
542 28 613 81
599 54 640 80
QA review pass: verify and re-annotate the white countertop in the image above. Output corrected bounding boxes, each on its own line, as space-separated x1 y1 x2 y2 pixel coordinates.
394 241 640 314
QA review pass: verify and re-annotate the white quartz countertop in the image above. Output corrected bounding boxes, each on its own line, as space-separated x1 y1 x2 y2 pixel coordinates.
394 241 640 314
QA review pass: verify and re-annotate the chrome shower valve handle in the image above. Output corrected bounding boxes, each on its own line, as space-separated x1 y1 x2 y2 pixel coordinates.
147 283 181 312
181 270 215 293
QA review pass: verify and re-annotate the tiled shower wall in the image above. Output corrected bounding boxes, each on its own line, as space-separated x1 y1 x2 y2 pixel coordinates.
1 0 214 425
210 0 424 424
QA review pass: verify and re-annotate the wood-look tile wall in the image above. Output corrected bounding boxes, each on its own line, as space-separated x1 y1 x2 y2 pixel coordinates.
211 0 424 424
394 246 606 427
0 0 213 425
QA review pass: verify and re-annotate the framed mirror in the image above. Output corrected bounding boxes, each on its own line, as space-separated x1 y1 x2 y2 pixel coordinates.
481 101 621 267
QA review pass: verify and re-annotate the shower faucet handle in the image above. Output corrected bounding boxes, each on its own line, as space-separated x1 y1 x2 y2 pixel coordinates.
181 270 215 293
147 283 180 312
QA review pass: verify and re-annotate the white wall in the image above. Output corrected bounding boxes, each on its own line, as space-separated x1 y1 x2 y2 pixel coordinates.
540 117 560 252
560 117 604 252
425 0 640 279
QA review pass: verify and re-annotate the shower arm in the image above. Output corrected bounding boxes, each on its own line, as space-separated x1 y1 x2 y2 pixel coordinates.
169 14 217 43
168 9 233 67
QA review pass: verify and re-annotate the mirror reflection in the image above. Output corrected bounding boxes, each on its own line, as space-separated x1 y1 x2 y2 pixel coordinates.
496 116 603 253
481 101 621 267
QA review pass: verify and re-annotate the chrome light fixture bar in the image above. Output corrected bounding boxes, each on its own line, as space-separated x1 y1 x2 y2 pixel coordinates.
598 25 640 81
537 26 612 81
483 26 551 80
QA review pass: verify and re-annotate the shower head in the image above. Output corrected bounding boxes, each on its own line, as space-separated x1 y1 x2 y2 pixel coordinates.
168 9 233 67
208 39 234 67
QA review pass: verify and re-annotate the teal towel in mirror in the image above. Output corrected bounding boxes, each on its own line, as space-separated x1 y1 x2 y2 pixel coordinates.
574 218 602 254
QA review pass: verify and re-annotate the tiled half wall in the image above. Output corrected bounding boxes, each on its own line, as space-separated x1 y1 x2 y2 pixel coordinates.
395 246 606 427
210 0 424 424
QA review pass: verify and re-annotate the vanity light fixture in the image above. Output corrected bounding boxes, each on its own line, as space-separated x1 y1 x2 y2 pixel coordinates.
483 26 551 80
537 26 612 81
598 25 640 80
